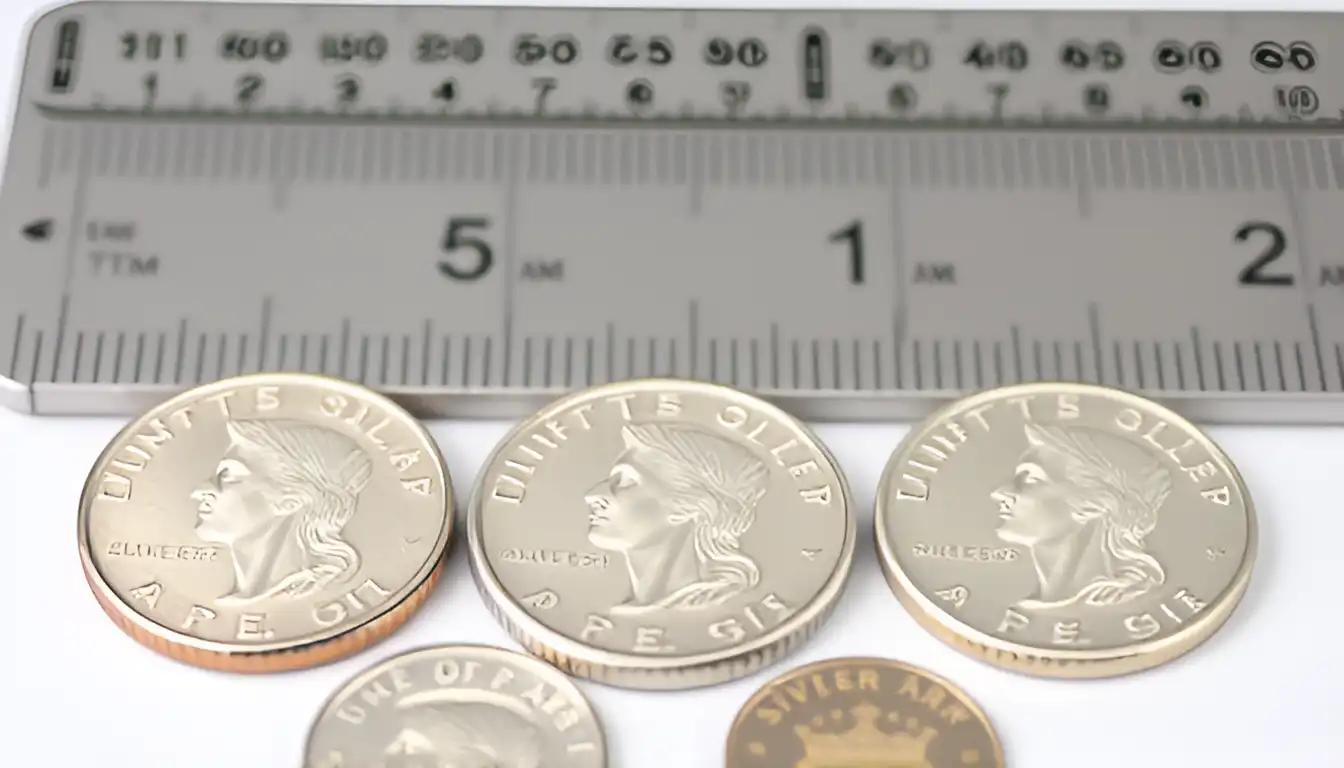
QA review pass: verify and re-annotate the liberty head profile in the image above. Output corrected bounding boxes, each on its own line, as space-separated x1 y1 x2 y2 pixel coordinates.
989 422 1173 611
376 690 544 768
191 419 374 604
583 422 770 614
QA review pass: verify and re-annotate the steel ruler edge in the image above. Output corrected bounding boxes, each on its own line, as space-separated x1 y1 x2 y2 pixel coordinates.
0 2 1342 424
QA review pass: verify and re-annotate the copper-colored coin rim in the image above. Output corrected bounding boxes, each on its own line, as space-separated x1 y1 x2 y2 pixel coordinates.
724 655 1006 767
466 377 858 690
76 372 455 673
874 381 1259 679
301 642 609 766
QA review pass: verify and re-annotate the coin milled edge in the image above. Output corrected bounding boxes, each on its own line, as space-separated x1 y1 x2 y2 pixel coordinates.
874 382 1259 679
466 378 858 690
76 372 455 673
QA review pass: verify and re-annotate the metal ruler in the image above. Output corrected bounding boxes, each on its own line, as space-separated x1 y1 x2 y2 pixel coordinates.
2 2 1343 423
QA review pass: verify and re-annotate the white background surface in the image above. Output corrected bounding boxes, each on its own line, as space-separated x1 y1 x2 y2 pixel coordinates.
2 0 1342 765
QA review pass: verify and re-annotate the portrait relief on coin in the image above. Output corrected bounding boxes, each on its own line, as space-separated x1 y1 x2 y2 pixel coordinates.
876 383 1257 675
725 658 1004 768
305 646 606 768
78 374 452 668
469 380 855 686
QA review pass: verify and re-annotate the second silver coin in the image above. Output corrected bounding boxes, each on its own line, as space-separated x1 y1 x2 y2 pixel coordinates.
468 379 856 690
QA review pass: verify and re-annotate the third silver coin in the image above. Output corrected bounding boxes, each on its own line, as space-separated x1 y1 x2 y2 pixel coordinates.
468 379 856 690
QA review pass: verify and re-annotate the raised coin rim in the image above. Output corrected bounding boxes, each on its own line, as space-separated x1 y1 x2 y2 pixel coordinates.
301 642 608 767
466 377 857 686
76 372 455 669
723 655 1006 767
874 381 1259 678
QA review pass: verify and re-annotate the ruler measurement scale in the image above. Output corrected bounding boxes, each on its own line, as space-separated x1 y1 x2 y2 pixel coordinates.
1 4 1342 422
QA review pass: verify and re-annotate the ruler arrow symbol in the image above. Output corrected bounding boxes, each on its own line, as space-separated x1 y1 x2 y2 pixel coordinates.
21 218 52 242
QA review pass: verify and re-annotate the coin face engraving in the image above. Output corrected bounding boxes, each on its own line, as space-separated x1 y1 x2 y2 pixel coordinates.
469 380 855 688
876 383 1256 676
582 421 770 613
191 418 375 604
725 658 1004 767
305 645 606 768
78 374 452 671
989 421 1173 611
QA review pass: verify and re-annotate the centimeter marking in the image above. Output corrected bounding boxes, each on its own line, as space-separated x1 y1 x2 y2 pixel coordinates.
0 4 1342 422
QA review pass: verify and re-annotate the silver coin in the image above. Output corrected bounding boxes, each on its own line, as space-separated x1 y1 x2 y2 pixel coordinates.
875 381 1257 678
78 372 453 672
304 644 606 768
467 378 856 690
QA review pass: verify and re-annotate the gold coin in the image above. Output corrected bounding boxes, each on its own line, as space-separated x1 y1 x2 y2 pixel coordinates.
725 656 1005 767
77 373 453 673
875 382 1257 678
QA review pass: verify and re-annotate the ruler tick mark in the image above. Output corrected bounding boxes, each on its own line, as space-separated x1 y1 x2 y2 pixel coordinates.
547 336 557 387
972 339 984 389
1151 341 1165 390
70 331 84 383
133 332 145 384
1277 341 1290 392
584 336 594 387
952 340 965 390
278 333 290 370
1252 341 1266 392
113 332 126 384
1113 341 1128 388
752 338 761 389
339 319 351 379
1010 326 1023 383
605 323 615 385
153 333 166 385
872 339 882 391
565 336 574 388
791 339 801 390
440 335 451 388
1233 342 1248 392
463 335 474 388
1212 341 1227 391
1087 303 1104 384
811 338 821 390
851 338 861 391
8 314 25 379
50 294 69 385
421 320 431 387
913 339 923 390
28 331 44 390
236 334 249 377
399 335 410 386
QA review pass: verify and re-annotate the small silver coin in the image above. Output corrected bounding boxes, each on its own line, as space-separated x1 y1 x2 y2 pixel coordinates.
468 378 856 690
304 644 607 768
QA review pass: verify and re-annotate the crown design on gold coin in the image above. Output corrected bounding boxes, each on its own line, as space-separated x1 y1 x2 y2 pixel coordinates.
793 702 938 768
